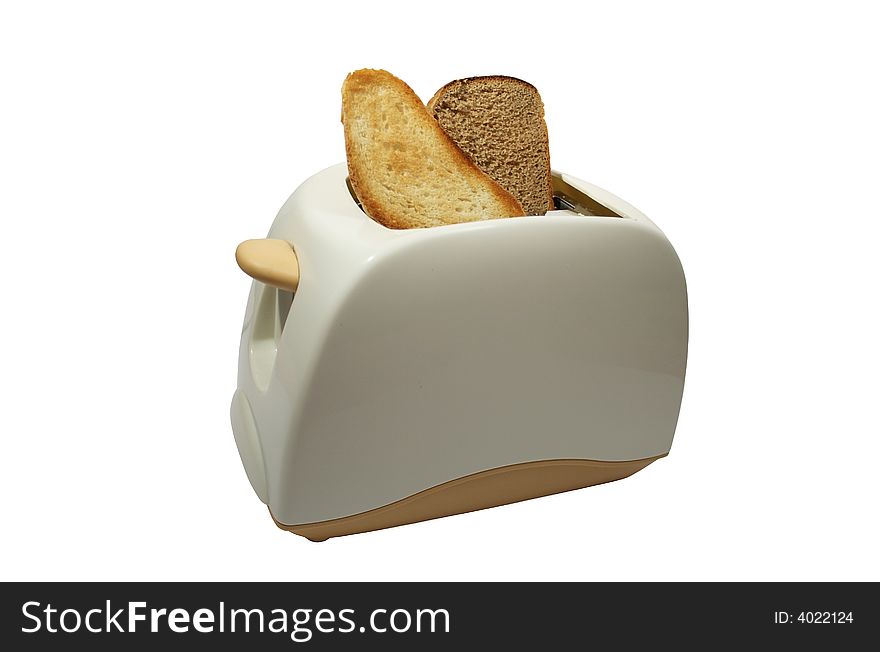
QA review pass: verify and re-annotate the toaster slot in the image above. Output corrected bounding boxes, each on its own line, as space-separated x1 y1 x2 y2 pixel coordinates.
249 283 294 391
346 177 365 212
551 174 622 217
346 176 622 219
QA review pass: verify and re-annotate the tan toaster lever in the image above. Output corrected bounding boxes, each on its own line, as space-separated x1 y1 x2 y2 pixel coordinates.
235 239 299 292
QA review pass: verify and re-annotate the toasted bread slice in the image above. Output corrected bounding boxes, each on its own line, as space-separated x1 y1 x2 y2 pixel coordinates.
427 76 554 216
342 69 524 229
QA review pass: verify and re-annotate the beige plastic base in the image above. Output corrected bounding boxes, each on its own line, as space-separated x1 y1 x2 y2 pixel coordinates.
271 456 664 541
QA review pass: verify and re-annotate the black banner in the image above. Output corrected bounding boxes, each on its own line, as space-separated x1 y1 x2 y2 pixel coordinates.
1 582 876 649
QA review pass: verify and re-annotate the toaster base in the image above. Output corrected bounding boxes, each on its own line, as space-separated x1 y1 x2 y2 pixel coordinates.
270 456 664 541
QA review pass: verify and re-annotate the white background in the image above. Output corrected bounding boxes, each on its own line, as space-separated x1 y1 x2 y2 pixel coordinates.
2 1 878 581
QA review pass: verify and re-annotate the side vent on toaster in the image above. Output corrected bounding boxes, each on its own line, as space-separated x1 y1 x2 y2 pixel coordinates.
249 284 294 392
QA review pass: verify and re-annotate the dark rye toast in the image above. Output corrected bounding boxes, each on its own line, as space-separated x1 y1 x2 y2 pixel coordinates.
428 76 554 216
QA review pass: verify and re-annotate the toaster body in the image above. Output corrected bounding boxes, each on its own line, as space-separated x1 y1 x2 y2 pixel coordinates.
231 164 687 541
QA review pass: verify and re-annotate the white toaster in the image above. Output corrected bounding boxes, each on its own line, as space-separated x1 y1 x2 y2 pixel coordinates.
231 163 688 541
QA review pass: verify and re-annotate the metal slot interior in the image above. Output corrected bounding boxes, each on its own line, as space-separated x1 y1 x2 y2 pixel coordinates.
346 177 365 212
550 174 622 217
346 175 622 219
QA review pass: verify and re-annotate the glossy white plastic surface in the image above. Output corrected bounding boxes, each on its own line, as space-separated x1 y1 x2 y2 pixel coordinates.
231 164 688 525
229 389 268 503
